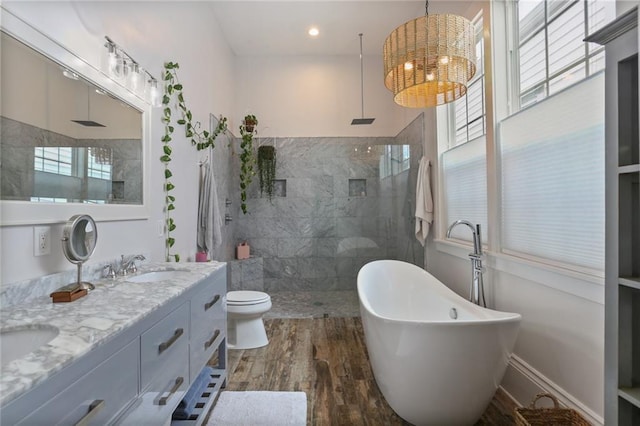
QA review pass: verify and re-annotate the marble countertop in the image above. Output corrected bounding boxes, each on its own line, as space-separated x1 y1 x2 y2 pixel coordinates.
0 261 226 407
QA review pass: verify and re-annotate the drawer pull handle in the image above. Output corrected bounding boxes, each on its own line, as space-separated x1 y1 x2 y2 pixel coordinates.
204 294 221 311
204 329 221 350
75 399 105 426
159 377 184 406
159 328 184 354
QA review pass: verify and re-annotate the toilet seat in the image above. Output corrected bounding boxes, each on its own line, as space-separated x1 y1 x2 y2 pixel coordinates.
227 290 270 306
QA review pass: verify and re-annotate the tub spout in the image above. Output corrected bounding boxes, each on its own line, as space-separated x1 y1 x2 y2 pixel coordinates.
446 220 486 307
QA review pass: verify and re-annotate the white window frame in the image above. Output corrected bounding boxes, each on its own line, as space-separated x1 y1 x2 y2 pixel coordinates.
450 11 486 149
510 0 614 111
432 1 606 303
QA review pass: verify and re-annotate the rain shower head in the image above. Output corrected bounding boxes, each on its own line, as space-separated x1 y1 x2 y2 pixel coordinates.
351 117 375 125
72 84 106 127
351 33 375 126
71 120 105 127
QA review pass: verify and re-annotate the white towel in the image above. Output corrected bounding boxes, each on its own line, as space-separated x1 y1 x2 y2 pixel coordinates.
197 157 223 255
415 156 433 246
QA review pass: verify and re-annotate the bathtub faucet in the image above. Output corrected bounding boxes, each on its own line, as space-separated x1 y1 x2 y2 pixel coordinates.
446 220 486 307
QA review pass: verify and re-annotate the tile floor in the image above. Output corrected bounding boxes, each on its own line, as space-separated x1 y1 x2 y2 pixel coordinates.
264 290 360 319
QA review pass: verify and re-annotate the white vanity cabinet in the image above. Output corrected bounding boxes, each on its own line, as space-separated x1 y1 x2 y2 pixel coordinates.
17 339 139 425
0 263 227 426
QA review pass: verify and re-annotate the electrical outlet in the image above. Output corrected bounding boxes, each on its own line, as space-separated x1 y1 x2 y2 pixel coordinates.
34 226 51 256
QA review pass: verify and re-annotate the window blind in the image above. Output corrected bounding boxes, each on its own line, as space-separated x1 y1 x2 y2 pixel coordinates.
442 137 488 243
499 73 605 271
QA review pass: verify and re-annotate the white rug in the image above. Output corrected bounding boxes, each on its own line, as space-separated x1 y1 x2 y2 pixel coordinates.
207 391 307 426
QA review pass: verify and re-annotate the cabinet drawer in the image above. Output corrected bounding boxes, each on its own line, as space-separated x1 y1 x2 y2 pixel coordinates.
18 339 138 426
140 302 189 390
190 319 224 382
190 283 225 334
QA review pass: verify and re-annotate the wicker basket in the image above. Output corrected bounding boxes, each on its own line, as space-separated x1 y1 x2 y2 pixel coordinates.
514 393 591 425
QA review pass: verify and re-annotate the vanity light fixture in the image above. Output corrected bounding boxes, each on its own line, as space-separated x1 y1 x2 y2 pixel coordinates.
383 0 476 108
104 36 158 105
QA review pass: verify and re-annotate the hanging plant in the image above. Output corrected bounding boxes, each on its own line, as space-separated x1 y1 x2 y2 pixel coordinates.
239 114 258 214
257 145 276 200
161 61 228 262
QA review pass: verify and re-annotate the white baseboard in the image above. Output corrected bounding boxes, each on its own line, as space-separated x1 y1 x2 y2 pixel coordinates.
503 355 604 426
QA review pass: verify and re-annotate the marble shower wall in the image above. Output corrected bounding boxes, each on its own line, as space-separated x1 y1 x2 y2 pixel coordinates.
0 116 142 203
234 114 425 292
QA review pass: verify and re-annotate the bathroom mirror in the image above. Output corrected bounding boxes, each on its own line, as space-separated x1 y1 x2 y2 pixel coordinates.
61 214 98 290
0 9 150 225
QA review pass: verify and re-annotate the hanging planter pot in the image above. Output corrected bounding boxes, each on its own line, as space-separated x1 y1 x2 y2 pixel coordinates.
243 115 257 133
258 145 276 200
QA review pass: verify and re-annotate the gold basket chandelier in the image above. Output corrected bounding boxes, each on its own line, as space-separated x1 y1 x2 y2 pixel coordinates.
383 1 476 108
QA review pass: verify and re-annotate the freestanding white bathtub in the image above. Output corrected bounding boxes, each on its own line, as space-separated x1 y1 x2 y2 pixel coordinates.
357 260 521 425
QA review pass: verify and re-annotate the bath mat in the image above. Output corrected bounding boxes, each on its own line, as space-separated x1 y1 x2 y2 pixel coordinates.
206 391 307 426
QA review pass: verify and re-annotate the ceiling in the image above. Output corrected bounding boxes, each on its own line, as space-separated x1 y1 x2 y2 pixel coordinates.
209 1 477 56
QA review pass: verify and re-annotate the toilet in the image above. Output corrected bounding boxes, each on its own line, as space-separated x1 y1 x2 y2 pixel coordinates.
226 291 272 349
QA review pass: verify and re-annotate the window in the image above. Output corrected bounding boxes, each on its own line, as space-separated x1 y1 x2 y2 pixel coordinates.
379 145 410 178
452 13 485 147
441 138 488 243
516 0 614 109
440 11 488 243
499 73 605 272
34 147 73 176
88 148 112 180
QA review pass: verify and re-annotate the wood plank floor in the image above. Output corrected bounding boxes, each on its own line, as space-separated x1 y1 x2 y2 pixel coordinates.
224 317 518 425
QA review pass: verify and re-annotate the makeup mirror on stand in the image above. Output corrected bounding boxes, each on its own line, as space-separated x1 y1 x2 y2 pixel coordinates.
61 214 98 290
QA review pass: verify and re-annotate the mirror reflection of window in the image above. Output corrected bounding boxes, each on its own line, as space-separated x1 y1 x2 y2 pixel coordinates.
379 145 411 179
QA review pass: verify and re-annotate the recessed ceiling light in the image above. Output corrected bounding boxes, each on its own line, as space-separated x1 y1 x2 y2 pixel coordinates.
308 27 319 37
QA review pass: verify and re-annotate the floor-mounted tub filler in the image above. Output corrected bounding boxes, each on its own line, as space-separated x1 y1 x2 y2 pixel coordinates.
357 260 521 425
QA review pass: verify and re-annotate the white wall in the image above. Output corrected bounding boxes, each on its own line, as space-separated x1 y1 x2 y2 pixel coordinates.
0 1 236 284
234 54 421 137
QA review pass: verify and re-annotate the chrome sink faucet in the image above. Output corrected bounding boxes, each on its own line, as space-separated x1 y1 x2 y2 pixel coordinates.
118 254 146 276
446 220 486 307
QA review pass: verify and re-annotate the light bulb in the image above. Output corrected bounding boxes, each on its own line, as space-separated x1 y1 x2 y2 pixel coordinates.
439 56 450 65
107 43 120 78
129 63 143 93
426 73 435 81
404 62 414 71
149 79 161 107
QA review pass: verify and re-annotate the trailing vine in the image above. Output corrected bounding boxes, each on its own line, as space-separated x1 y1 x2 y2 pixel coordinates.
161 61 228 262
239 115 258 214
257 145 276 200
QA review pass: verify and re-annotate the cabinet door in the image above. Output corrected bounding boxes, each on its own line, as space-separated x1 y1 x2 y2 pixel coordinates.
18 339 139 426
189 278 226 382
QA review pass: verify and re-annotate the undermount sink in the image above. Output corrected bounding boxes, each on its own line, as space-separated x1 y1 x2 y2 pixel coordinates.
1 325 59 366
126 270 188 283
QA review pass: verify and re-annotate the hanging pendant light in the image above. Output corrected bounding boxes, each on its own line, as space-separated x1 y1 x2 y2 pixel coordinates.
383 0 476 108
